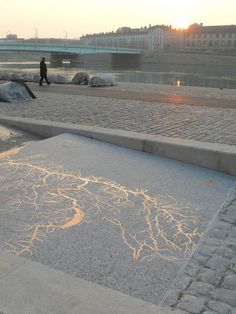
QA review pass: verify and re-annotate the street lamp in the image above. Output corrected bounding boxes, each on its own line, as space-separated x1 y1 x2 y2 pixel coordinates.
33 28 38 47
63 30 68 48
5 31 10 40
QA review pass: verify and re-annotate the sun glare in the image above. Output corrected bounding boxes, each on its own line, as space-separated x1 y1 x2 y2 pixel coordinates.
175 17 190 29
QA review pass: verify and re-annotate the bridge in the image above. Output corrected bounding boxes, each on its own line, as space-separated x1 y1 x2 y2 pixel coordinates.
0 41 141 65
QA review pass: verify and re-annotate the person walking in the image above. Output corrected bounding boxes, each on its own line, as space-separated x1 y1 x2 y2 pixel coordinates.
39 57 51 86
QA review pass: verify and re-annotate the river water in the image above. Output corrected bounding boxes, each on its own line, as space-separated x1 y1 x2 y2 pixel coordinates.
1 60 236 89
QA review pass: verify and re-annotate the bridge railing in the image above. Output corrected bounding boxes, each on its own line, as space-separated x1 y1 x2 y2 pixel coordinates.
0 41 141 54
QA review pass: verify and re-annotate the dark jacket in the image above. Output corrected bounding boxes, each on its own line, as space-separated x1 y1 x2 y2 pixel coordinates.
40 60 47 75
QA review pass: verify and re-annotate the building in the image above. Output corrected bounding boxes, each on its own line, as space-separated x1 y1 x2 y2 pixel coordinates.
80 25 164 50
6 33 18 40
160 25 184 51
184 23 236 52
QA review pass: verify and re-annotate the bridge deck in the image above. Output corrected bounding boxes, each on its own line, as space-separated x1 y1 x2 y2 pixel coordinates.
0 42 141 55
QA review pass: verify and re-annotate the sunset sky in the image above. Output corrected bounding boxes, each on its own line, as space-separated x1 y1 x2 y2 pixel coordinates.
1 0 236 39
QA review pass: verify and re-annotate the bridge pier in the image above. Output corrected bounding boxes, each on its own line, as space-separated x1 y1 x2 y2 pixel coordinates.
111 53 142 69
50 53 81 66
50 52 141 68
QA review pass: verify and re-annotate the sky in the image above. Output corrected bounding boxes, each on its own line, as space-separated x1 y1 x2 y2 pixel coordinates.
1 0 236 39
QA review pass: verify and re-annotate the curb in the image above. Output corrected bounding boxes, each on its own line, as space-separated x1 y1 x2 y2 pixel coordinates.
0 114 235 176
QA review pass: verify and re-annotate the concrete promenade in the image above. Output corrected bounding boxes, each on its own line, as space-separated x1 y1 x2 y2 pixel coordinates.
0 82 236 313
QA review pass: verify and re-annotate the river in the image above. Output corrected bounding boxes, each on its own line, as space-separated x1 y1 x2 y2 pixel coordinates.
0 60 236 89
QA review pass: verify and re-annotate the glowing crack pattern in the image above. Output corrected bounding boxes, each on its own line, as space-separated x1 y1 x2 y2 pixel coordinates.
0 149 201 261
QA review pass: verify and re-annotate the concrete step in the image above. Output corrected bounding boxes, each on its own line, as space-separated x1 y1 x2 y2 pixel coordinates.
0 251 185 314
0 133 235 309
0 114 236 175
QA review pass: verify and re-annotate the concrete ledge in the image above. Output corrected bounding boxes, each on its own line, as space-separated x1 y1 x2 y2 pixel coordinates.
143 136 236 176
0 114 235 176
0 251 185 314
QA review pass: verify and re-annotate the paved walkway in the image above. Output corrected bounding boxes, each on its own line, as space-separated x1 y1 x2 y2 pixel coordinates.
0 82 236 145
0 82 236 313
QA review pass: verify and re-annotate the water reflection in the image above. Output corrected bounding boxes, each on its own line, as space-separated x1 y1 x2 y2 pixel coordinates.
0 151 201 261
115 71 236 89
176 80 181 87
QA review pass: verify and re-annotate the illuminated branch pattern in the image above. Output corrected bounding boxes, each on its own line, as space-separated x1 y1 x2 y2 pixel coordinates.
0 148 201 261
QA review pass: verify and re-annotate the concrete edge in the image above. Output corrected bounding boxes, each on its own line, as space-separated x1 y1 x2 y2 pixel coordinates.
0 114 235 176
0 251 185 314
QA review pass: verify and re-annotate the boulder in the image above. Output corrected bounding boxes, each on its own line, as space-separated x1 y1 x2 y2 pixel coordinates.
0 72 14 81
0 72 39 82
89 73 115 87
72 72 89 85
31 74 41 83
0 81 36 102
20 73 38 82
48 74 69 84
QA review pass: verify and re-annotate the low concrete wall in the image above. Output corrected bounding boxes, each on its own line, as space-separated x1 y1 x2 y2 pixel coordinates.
141 51 236 77
0 114 235 176
142 51 236 66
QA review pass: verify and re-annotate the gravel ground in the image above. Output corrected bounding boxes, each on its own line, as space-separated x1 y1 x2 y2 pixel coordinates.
0 125 41 152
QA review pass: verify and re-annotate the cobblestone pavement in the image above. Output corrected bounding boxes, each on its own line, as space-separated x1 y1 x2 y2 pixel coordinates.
163 184 236 314
0 83 236 145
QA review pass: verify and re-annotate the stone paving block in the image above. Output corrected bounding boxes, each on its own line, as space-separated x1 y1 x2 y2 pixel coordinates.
187 281 214 299
177 294 205 313
206 255 230 273
163 289 181 307
207 300 233 314
214 221 232 231
205 238 222 248
223 274 236 289
196 245 216 257
174 276 192 290
192 253 210 265
216 246 235 259
197 269 222 286
184 264 201 277
213 288 236 307
208 228 228 240
220 204 236 224
227 227 236 239
229 261 236 274
224 239 236 250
